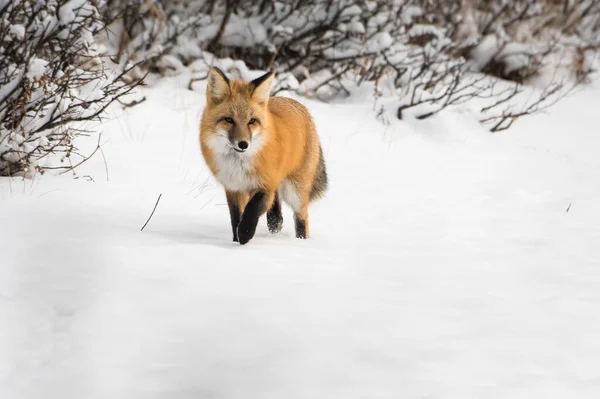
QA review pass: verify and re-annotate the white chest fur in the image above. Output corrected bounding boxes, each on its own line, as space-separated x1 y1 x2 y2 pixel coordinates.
213 152 258 192
206 133 261 192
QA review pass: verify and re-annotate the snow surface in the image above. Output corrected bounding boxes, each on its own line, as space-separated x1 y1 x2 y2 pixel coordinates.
1 73 600 398
25 58 48 80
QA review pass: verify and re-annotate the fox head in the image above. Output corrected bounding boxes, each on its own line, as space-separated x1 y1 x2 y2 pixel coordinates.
203 67 274 154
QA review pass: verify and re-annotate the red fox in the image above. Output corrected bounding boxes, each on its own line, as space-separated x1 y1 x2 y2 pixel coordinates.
199 67 328 245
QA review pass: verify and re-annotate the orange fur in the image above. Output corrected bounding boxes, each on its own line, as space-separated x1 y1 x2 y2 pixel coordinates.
199 67 327 244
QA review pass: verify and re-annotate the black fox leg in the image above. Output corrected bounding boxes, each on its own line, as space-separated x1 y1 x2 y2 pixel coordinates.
294 211 309 239
267 191 283 234
280 179 310 240
237 190 274 245
226 191 247 242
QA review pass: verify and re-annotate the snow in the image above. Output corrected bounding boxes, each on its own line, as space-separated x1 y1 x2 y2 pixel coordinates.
198 14 269 48
367 32 393 51
400 5 423 25
58 0 88 26
497 42 537 74
26 58 49 80
9 24 25 40
342 5 362 18
1 71 600 398
468 34 502 70
408 24 443 39
346 21 365 34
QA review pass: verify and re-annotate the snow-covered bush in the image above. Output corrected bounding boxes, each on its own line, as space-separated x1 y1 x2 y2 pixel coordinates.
105 0 598 132
2 1 593 180
104 0 464 101
102 0 211 75
456 0 599 84
0 0 141 177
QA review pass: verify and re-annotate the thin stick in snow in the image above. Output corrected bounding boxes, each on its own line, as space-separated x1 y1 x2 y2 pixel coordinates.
99 144 109 182
141 194 163 231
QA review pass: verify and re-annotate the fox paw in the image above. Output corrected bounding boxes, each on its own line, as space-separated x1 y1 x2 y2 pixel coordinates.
267 215 283 234
237 222 256 245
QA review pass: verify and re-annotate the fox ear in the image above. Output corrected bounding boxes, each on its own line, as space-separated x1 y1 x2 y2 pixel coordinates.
207 67 230 104
250 71 274 104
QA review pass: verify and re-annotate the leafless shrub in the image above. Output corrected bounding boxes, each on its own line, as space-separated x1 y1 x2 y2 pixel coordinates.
0 0 143 177
457 0 600 82
479 75 582 132
103 0 213 75
101 0 599 132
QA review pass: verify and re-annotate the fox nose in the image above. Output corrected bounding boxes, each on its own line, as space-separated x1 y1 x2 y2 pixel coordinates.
238 141 248 150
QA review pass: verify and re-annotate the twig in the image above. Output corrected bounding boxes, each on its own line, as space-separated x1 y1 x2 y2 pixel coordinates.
141 193 163 231
188 74 208 90
99 142 109 181
207 0 233 53
50 134 103 174
118 96 146 108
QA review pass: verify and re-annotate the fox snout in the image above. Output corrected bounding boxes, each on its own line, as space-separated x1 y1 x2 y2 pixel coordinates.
227 126 252 152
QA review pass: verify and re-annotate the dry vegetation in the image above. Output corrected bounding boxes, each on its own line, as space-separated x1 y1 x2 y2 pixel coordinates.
1 0 598 175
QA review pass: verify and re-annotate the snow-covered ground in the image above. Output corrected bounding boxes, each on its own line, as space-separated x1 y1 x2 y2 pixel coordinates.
1 73 600 398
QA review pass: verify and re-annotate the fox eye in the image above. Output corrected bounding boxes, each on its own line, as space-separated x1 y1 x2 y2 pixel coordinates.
224 117 234 124
248 118 256 125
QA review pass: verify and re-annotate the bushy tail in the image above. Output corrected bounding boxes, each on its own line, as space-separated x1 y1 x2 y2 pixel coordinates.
310 146 328 201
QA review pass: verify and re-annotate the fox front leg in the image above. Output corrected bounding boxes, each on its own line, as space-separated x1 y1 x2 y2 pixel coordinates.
237 190 275 245
226 190 248 242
